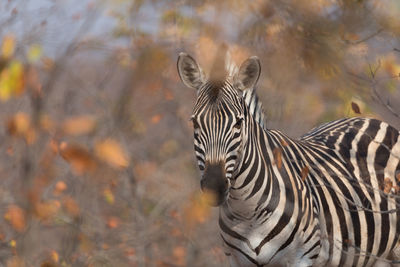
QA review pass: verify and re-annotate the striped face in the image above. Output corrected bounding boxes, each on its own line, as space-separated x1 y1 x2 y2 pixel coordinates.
191 81 245 205
177 53 261 206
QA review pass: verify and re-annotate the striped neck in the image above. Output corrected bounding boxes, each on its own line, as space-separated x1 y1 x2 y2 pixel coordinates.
224 107 275 219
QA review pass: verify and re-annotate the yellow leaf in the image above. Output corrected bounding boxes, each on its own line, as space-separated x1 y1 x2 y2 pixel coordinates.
2 35 15 58
0 60 25 101
94 139 129 169
50 250 59 263
9 240 16 248
103 188 115 204
62 115 96 136
27 44 42 63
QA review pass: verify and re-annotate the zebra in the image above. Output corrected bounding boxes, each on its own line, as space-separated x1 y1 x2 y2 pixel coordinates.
177 52 400 267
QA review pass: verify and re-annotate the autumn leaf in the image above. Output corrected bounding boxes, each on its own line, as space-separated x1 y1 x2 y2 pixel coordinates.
2 35 15 58
63 196 80 217
53 181 67 195
383 177 393 194
4 205 26 232
7 112 30 136
94 139 129 169
40 114 56 133
0 60 25 101
172 246 186 266
50 250 59 263
383 55 400 77
183 191 214 229
34 200 60 220
150 114 162 124
351 102 361 114
103 188 115 204
273 147 282 169
301 166 309 182
59 142 97 174
62 115 96 136
107 216 120 229
27 44 42 63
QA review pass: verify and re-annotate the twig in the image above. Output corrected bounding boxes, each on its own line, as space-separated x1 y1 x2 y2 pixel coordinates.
345 29 383 45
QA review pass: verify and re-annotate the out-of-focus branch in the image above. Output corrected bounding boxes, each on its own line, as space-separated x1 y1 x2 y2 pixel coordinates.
344 28 383 45
347 62 400 120
30 7 100 124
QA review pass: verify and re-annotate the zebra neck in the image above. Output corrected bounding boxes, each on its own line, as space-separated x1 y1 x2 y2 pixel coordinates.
242 89 266 129
225 116 276 219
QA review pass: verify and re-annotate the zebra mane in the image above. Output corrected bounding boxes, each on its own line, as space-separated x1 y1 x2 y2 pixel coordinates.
225 53 267 129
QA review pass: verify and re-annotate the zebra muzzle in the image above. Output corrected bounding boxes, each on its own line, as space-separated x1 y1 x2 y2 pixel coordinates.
201 162 229 206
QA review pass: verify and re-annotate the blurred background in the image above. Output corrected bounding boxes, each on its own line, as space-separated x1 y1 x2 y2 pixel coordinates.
0 0 399 266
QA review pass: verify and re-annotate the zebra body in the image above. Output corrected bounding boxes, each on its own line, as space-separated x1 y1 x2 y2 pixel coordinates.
177 52 400 266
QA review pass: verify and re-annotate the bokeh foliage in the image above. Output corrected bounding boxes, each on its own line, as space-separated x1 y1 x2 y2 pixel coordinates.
0 0 399 266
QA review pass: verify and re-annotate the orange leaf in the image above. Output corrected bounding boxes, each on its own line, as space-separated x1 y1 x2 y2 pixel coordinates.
62 115 96 136
351 102 361 114
4 205 26 232
273 147 282 169
59 142 97 174
6 112 36 144
94 139 129 169
383 177 393 194
183 191 214 229
151 114 162 124
34 200 59 220
63 196 80 217
301 166 309 182
2 35 15 58
172 246 186 266
53 181 67 195
7 112 30 136
107 217 119 229
50 250 59 263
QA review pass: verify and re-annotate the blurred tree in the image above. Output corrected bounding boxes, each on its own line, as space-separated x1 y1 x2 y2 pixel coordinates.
0 0 398 266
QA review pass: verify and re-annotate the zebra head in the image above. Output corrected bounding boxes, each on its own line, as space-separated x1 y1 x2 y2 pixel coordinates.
177 52 261 206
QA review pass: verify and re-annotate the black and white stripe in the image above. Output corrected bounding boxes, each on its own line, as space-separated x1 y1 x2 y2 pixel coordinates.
177 53 400 267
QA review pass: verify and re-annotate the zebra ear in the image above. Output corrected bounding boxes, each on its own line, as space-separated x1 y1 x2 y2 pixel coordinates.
177 52 205 89
234 56 261 91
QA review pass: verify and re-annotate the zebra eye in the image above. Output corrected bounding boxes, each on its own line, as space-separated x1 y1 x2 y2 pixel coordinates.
192 120 200 130
234 118 243 130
